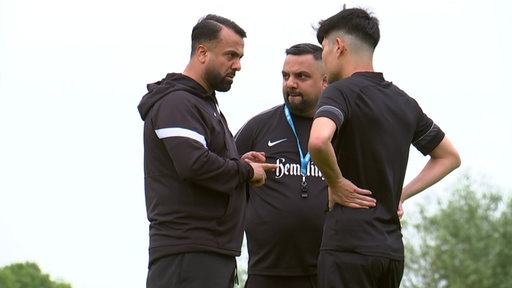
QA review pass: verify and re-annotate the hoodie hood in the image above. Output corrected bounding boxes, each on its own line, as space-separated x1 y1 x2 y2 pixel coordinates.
137 73 211 121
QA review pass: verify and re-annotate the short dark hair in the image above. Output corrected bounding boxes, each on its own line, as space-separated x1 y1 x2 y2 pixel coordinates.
315 8 380 50
191 14 247 54
285 43 323 61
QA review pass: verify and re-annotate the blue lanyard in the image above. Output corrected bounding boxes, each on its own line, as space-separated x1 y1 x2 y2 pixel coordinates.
284 105 311 176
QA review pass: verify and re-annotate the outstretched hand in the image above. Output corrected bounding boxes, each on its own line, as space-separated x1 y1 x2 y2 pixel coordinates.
241 151 277 186
328 178 376 210
249 162 278 186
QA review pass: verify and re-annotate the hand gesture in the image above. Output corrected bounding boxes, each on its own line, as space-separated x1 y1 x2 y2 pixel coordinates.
248 162 277 187
328 178 376 210
241 151 266 163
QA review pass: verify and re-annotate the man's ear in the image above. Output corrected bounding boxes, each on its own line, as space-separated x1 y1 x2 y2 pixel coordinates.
321 74 328 88
196 45 208 64
335 37 346 57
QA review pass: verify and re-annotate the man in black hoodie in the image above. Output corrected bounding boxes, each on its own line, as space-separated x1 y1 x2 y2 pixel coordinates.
138 14 277 288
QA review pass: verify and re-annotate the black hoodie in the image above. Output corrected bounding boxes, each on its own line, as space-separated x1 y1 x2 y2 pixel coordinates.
138 73 253 266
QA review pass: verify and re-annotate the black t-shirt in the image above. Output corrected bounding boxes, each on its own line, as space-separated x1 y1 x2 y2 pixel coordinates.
314 72 445 260
235 104 328 276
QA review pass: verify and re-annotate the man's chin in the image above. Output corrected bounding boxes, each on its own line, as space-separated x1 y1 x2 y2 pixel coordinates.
287 97 303 105
215 83 232 92
215 79 233 92
287 102 304 111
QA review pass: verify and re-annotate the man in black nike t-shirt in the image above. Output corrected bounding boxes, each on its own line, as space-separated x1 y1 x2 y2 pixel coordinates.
235 42 325 288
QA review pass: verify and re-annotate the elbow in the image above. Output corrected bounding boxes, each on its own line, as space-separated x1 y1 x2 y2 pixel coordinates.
453 152 462 170
308 136 326 156
445 150 461 173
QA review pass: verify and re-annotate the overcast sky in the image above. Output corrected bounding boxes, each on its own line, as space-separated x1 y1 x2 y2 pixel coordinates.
1 0 511 287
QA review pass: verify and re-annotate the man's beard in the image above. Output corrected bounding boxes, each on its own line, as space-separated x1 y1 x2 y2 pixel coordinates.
205 68 234 92
284 96 314 116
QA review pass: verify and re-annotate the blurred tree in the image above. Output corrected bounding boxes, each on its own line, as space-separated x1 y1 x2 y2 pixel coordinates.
401 174 512 288
0 262 72 288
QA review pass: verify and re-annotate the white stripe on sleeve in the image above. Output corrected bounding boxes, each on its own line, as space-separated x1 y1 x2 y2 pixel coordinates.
155 127 207 148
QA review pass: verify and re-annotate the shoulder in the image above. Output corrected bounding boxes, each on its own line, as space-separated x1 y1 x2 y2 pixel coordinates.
322 73 385 101
235 105 283 139
322 78 358 95
241 105 283 126
252 104 283 119
158 89 206 111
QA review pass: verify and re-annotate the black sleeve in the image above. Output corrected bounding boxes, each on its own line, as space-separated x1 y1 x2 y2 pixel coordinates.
154 93 253 194
412 121 445 156
314 85 348 129
410 99 445 156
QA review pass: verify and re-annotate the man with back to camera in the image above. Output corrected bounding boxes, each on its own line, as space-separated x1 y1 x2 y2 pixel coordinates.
138 14 277 288
308 7 461 288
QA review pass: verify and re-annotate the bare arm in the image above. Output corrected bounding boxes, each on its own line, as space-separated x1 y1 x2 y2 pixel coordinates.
401 136 461 202
308 117 376 209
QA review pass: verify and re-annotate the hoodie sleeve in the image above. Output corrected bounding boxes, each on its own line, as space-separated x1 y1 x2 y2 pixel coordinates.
152 91 253 194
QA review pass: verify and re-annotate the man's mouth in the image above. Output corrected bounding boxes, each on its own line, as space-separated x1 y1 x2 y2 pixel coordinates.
287 91 302 98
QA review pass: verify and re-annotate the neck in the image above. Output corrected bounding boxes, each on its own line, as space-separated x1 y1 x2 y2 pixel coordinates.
341 54 374 79
286 105 315 118
183 63 212 93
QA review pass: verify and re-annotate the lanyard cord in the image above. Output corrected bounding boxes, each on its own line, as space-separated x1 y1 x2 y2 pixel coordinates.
284 105 311 176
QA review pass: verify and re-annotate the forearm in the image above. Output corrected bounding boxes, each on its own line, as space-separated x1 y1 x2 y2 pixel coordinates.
402 137 461 201
402 158 453 201
309 132 375 209
309 142 343 187
309 117 343 186
309 117 375 209
167 139 252 192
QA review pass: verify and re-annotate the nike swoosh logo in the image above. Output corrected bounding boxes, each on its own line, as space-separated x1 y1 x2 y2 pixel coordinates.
268 138 287 147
